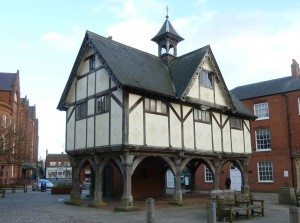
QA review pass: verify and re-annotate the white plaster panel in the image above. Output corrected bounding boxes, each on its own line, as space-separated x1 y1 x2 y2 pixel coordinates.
88 99 94 115
111 80 117 88
77 60 89 76
187 75 199 99
88 73 95 96
75 119 86 150
96 69 110 93
87 117 94 148
129 102 143 145
212 112 220 125
146 114 168 147
244 123 252 153
95 56 102 67
182 106 192 118
183 114 194 149
222 122 231 153
112 89 123 104
129 93 141 108
76 77 87 101
170 103 181 117
67 106 74 120
170 109 181 148
95 113 109 146
215 82 227 106
212 119 222 152
66 81 76 104
244 120 250 130
200 87 214 103
202 60 214 72
66 111 75 151
111 99 122 145
195 122 212 151
231 129 244 153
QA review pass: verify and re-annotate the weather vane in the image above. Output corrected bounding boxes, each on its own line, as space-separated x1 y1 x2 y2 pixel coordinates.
166 6 169 19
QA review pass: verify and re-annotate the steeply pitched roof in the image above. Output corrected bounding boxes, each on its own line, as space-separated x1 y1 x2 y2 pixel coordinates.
151 17 184 42
171 46 209 97
231 75 300 100
57 31 253 118
0 72 18 91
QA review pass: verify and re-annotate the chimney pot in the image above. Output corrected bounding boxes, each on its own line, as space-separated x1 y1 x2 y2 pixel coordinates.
291 59 300 78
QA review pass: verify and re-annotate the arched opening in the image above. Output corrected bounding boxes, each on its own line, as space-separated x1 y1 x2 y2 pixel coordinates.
219 160 243 191
132 156 169 198
102 160 122 198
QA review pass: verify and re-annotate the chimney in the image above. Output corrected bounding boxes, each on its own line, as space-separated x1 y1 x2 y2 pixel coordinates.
291 59 300 78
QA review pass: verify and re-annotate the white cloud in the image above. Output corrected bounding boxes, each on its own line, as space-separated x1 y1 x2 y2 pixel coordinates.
40 29 83 51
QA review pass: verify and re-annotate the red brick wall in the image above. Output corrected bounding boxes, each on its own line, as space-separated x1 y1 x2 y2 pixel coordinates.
132 157 165 198
239 91 300 192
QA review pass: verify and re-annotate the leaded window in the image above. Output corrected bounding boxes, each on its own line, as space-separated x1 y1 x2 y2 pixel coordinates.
200 70 213 89
194 109 211 123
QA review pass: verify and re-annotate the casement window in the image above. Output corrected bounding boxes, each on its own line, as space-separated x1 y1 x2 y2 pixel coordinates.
230 117 243 129
200 70 213 89
257 161 273 182
89 55 95 70
254 102 269 120
298 97 300 115
205 166 213 183
96 95 108 113
194 109 211 123
145 98 167 114
76 102 87 119
255 128 271 151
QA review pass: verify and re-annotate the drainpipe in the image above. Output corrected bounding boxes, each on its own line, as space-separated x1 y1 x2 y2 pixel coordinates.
283 94 295 187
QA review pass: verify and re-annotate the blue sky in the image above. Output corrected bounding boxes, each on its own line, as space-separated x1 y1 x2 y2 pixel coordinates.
1 0 300 158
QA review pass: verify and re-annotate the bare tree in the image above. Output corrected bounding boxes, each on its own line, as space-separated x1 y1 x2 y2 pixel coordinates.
0 118 30 173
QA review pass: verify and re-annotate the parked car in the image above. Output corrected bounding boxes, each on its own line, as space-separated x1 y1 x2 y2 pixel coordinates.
83 178 91 189
32 179 54 191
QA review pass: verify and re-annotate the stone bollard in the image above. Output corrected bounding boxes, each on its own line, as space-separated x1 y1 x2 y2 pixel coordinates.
207 202 216 223
146 198 155 223
290 207 300 223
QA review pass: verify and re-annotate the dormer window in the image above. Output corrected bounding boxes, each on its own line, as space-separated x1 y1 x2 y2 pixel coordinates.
200 70 213 89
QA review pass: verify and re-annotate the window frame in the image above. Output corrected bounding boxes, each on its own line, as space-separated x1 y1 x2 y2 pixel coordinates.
144 98 167 115
255 128 271 151
204 166 213 183
95 95 109 114
89 55 95 71
200 70 214 89
194 109 211 123
254 102 269 120
230 117 243 130
76 102 87 120
257 161 274 183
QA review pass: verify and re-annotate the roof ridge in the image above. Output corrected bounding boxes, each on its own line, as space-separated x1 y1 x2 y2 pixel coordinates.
86 30 159 60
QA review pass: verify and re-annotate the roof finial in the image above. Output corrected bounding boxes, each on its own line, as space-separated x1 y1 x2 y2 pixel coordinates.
166 6 169 19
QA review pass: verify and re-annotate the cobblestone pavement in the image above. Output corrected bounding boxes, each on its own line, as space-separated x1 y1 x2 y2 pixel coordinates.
0 189 293 223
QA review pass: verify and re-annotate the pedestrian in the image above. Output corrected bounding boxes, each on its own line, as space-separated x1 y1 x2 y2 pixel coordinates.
225 176 231 189
184 176 190 190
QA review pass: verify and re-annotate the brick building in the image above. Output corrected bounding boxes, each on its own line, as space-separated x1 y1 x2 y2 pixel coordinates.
45 151 72 180
231 59 300 192
0 71 39 184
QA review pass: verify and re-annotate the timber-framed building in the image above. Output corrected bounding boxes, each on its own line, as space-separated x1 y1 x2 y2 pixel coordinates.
57 16 255 208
